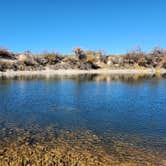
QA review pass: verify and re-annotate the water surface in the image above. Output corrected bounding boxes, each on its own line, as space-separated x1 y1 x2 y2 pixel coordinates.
0 74 166 165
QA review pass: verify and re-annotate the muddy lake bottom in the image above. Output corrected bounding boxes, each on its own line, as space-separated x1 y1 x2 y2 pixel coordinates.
0 74 166 165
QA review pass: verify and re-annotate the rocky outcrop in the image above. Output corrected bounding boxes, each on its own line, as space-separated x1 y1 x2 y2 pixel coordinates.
0 49 16 60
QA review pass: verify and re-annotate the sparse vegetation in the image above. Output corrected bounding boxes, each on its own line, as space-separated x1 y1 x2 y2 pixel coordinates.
0 47 166 72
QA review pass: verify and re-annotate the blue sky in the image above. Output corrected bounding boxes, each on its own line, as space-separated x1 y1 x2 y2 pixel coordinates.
0 0 166 54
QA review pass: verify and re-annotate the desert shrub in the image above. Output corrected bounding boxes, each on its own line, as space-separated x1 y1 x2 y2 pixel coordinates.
73 48 86 61
151 47 166 56
0 61 15 71
41 52 62 65
124 48 147 65
86 55 97 62
137 57 147 67
158 57 166 68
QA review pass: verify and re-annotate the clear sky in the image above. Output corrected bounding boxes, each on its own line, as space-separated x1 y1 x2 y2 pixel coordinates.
0 0 166 54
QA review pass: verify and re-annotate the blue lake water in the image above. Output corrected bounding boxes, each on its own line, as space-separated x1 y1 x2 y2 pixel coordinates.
0 74 166 154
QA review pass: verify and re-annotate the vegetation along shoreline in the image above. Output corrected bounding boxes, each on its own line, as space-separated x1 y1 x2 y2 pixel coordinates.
0 47 166 76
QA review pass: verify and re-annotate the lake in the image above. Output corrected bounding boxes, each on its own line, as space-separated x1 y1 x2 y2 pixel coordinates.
0 74 166 165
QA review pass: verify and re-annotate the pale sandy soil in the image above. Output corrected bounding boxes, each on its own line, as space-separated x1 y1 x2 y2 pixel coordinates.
0 68 166 77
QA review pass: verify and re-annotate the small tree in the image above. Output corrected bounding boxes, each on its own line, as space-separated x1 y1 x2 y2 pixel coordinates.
73 47 86 61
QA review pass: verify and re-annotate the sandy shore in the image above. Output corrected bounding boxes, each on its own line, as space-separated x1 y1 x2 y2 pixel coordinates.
0 68 166 77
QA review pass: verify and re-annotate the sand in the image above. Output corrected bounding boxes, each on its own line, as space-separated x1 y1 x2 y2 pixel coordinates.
0 68 166 77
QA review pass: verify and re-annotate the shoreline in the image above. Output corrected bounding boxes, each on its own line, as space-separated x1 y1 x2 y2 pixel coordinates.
0 68 166 77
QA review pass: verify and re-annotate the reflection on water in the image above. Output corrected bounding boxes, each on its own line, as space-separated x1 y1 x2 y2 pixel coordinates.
1 72 166 81
0 74 166 165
